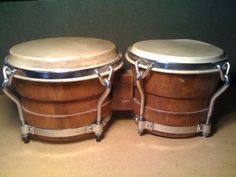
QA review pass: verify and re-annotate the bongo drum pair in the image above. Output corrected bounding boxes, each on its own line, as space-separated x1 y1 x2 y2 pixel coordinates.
2 37 230 143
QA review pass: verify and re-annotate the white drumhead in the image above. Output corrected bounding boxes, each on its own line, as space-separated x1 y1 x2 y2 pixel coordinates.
7 37 120 72
129 39 226 64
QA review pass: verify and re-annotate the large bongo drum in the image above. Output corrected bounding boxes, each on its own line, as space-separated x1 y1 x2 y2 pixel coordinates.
2 37 122 143
126 39 230 138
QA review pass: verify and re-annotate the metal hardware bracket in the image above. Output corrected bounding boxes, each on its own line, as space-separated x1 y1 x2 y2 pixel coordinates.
201 62 230 137
20 116 111 138
134 60 154 134
134 117 199 135
2 66 28 132
94 66 114 141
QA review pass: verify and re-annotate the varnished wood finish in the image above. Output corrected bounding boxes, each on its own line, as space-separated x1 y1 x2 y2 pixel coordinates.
131 66 220 138
112 70 133 110
14 78 112 142
14 79 105 101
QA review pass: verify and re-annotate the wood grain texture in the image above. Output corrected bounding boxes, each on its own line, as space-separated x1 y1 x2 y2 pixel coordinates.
111 70 133 110
131 66 220 138
14 79 104 101
14 78 112 142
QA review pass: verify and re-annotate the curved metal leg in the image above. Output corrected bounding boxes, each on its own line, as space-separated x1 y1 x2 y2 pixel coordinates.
2 65 31 143
201 62 230 137
134 60 154 135
94 66 114 142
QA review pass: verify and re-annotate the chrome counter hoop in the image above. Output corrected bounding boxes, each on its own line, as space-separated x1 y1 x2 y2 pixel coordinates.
3 57 122 82
127 50 228 72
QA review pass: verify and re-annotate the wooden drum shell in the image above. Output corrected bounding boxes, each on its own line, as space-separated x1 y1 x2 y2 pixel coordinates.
13 78 112 142
131 67 221 138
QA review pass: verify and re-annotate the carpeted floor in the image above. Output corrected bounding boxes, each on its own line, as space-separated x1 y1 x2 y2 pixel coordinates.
0 95 235 177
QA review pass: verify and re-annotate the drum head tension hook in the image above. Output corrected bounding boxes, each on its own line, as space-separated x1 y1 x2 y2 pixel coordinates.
135 60 154 80
2 65 16 89
95 66 113 87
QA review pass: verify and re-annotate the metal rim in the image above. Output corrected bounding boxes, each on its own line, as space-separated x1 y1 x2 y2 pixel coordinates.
126 49 228 74
4 58 123 82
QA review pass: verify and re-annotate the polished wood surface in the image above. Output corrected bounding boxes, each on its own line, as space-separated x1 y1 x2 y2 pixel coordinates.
14 79 105 101
112 70 133 111
12 66 222 140
14 78 111 142
131 66 220 138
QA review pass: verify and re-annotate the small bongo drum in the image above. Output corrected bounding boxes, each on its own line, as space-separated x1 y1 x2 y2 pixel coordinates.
126 39 230 138
2 37 122 143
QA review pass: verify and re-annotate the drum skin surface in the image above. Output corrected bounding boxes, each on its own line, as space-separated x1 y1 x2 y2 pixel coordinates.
14 78 112 142
7 37 119 72
131 67 220 138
